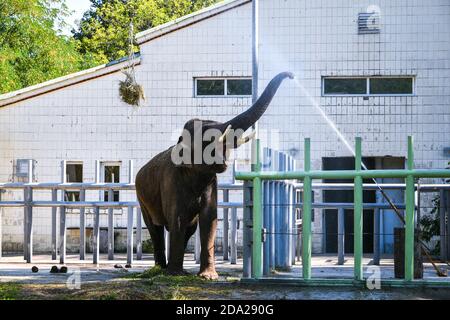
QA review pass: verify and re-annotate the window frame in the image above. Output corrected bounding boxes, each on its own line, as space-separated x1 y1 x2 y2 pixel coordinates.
100 161 121 202
322 76 415 97
194 77 252 98
64 161 83 202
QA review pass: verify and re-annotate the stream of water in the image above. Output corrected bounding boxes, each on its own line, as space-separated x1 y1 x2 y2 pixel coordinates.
292 76 403 219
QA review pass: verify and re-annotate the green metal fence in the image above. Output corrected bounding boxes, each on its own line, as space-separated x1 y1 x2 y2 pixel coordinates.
236 136 450 286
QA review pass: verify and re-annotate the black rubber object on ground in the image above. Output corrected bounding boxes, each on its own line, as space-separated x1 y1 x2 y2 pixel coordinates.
31 266 39 273
50 265 59 273
59 266 68 273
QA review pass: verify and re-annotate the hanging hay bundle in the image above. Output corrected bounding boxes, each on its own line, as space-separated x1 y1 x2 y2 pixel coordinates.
119 69 145 107
119 21 145 107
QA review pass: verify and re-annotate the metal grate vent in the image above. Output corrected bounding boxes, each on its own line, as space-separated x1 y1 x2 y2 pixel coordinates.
358 12 380 34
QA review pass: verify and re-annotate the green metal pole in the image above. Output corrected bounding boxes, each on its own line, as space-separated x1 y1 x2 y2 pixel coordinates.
252 139 262 279
302 138 312 279
235 168 450 181
354 137 363 281
405 136 415 281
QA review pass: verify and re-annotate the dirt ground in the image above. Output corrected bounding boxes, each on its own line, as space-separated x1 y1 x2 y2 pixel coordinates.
1 268 450 300
2 278 450 300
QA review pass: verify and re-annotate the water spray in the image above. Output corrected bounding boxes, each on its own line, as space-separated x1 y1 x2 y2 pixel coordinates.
294 78 446 276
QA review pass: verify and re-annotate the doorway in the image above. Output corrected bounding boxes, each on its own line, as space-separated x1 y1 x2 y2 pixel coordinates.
323 157 375 254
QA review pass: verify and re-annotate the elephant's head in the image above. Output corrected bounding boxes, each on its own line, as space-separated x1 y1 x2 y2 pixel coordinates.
172 72 294 173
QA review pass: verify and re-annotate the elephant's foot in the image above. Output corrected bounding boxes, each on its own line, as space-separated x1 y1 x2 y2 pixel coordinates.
167 268 190 276
155 262 167 269
198 268 218 280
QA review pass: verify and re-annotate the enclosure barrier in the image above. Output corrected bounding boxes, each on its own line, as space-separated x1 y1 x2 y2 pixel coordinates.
236 136 450 286
0 159 242 265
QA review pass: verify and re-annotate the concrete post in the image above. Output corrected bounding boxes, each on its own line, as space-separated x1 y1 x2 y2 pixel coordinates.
164 229 170 261
79 188 86 260
446 190 450 261
373 208 381 265
242 180 252 278
302 138 312 279
270 151 277 268
404 136 415 281
262 147 270 275
127 206 134 265
136 207 142 260
107 188 114 260
230 161 237 265
25 159 33 263
59 205 66 264
439 190 446 261
231 207 237 264
223 189 229 261
195 223 200 264
93 206 100 264
337 207 345 265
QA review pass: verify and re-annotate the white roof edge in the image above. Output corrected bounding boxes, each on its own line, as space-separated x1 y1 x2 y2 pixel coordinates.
136 0 250 44
0 56 140 107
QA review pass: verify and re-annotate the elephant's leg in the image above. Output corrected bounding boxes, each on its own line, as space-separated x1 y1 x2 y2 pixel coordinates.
148 223 167 268
198 182 219 280
137 200 167 268
184 222 198 250
167 226 186 275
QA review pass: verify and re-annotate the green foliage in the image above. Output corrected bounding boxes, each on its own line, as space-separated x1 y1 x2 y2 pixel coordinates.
142 238 154 253
0 283 21 300
420 194 441 255
137 265 165 278
0 0 97 94
73 0 219 63
419 162 450 255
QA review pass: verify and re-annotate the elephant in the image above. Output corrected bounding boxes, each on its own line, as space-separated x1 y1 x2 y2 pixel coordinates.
135 72 294 279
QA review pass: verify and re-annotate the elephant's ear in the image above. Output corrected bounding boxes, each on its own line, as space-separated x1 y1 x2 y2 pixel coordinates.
172 135 192 167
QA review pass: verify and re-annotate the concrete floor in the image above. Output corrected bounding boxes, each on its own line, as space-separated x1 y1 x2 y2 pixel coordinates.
1 253 449 284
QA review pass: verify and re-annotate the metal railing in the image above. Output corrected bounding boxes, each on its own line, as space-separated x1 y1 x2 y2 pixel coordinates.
1 149 449 285
0 159 244 265
236 136 450 285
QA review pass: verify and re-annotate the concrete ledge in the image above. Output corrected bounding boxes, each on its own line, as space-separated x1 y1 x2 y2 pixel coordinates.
240 277 450 288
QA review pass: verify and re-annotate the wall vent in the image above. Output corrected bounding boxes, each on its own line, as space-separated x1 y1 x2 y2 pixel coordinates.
358 12 380 34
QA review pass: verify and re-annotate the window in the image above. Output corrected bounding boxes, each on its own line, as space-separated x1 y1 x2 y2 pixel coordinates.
227 79 252 96
103 164 120 202
323 77 414 96
196 79 224 96
195 78 252 97
65 162 83 202
324 78 367 95
369 77 413 95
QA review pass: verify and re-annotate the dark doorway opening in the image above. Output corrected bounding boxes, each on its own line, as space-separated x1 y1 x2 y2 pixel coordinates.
323 157 376 254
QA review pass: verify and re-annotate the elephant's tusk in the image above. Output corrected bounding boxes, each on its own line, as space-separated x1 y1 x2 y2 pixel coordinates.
237 130 256 147
218 125 232 143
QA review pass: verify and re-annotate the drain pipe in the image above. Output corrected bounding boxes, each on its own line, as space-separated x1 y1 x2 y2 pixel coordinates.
251 0 260 171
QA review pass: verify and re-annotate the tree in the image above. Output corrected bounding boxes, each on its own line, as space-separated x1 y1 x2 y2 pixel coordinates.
0 0 96 94
73 0 219 64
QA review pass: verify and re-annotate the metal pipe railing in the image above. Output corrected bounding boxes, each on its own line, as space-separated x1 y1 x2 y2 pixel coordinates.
1 155 449 280
0 159 244 266
236 136 450 284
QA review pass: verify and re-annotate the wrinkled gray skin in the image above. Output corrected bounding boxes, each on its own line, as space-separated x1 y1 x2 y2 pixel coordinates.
135 72 294 279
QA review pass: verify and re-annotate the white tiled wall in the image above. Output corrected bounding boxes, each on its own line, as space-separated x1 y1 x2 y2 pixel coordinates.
258 0 450 252
1 0 449 254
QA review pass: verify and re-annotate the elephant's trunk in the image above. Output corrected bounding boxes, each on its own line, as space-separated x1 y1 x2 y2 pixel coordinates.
223 72 294 132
